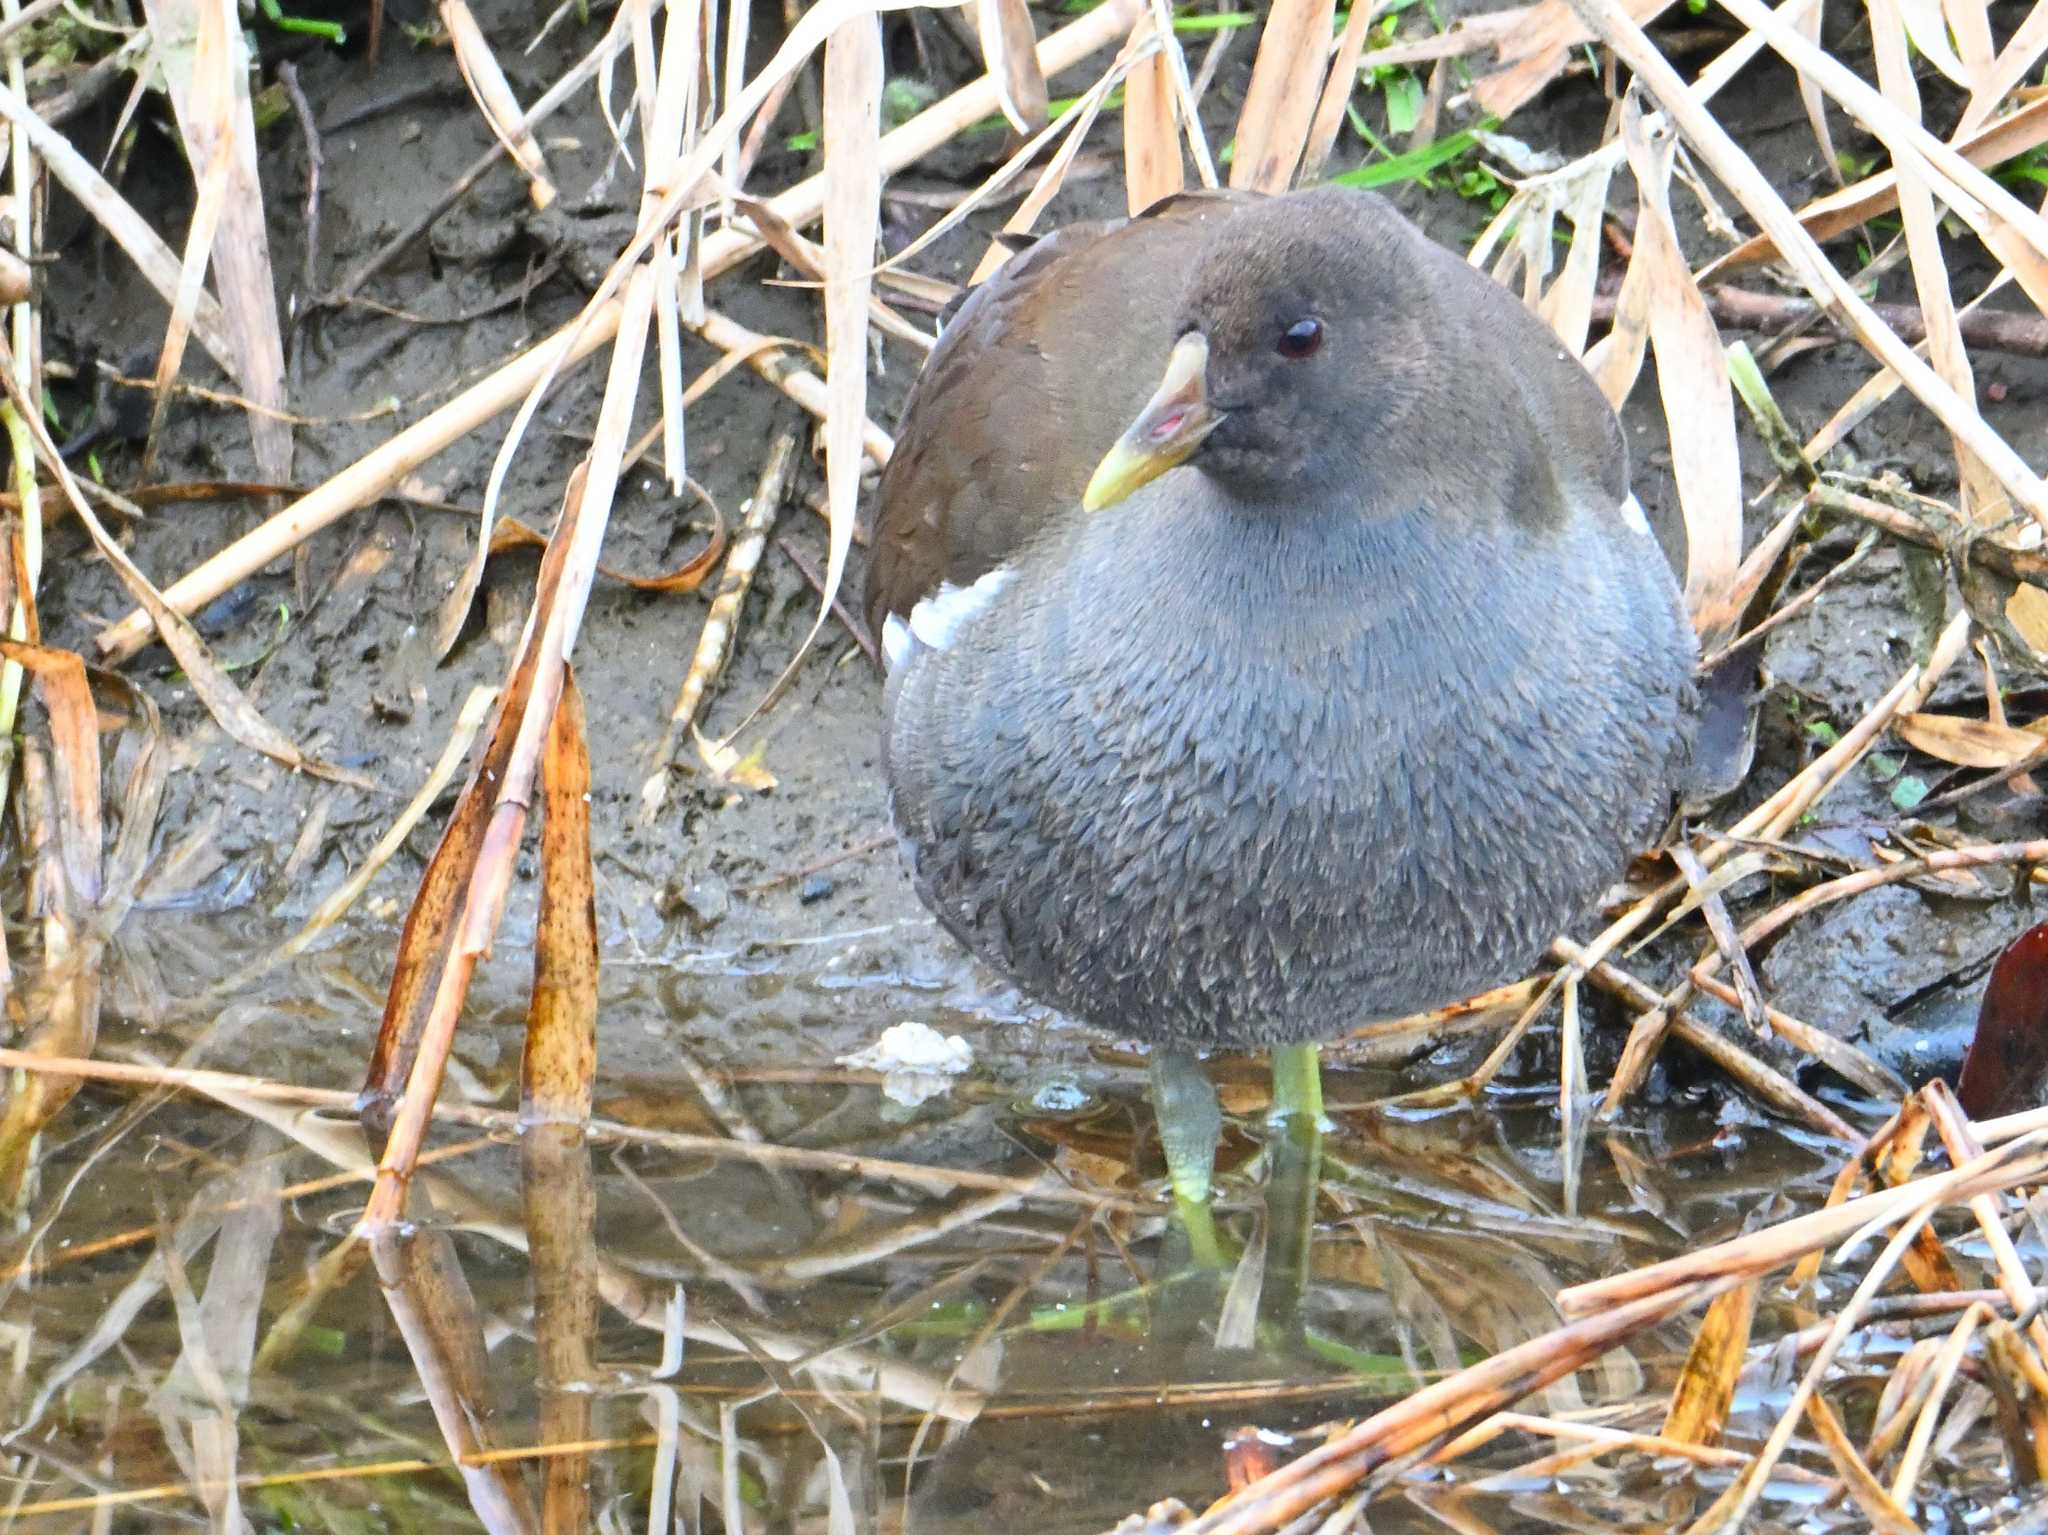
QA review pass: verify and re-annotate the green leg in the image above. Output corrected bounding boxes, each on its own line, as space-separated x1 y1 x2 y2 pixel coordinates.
1150 1048 1224 1266
1263 1049 1325 1336
1268 1042 1326 1127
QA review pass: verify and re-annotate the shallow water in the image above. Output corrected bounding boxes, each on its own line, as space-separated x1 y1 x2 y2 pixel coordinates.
2 908 2027 1533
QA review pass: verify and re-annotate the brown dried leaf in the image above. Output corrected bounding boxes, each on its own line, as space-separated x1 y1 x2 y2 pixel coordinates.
1533 159 1621 356
1230 0 1332 193
488 507 727 592
0 961 99 1209
361 465 588 1133
1895 711 2047 768
1869 0 2005 527
522 1118 596 1531
978 0 1049 135
524 667 596 1126
1616 98 1741 639
2006 580 2048 658
1958 2 2048 133
137 0 235 482
1470 0 1673 119
1804 1389 1921 1534
0 642 101 911
369 1229 539 1527
1584 226 1652 407
1713 88 2048 282
1661 1280 1756 1446
1123 15 1184 214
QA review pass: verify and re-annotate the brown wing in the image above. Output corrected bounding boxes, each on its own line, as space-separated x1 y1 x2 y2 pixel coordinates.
864 191 1257 640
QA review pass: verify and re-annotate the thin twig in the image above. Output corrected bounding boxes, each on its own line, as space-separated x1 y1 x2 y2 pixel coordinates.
1593 283 2048 358
1811 483 2048 584
276 62 323 303
734 832 894 896
774 531 878 667
640 429 797 819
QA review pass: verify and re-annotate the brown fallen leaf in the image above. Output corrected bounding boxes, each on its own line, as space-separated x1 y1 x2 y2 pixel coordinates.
1300 1 1381 184
524 666 597 1128
1471 0 1675 119
487 506 726 592
140 0 292 486
1661 1280 1757 1447
1606 96 1742 642
1896 710 2048 769
978 0 1050 135
1713 95 2048 274
1958 920 2048 1119
0 641 102 909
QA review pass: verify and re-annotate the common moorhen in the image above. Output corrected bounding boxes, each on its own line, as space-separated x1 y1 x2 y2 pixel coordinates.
867 186 1696 1217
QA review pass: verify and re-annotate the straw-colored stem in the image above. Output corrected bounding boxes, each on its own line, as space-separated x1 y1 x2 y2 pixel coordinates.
0 0 41 817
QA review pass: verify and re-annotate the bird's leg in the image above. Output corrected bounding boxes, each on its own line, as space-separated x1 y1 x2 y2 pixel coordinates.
1263 1043 1325 1334
1262 1096 1323 1337
1149 1049 1221 1200
1149 1048 1224 1265
1267 1043 1325 1127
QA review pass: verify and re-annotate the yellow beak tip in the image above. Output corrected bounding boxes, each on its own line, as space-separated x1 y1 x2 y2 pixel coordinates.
1081 447 1146 513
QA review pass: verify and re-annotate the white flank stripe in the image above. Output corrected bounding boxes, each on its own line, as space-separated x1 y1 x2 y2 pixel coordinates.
882 613 913 672
906 567 1016 654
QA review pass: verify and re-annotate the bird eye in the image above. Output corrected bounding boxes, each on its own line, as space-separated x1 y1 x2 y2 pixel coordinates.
1276 317 1323 359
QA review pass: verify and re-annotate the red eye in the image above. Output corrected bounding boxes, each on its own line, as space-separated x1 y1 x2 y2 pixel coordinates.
1277 317 1323 359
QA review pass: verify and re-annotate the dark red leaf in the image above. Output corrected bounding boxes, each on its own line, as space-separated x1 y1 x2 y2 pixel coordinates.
1958 920 2048 1119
